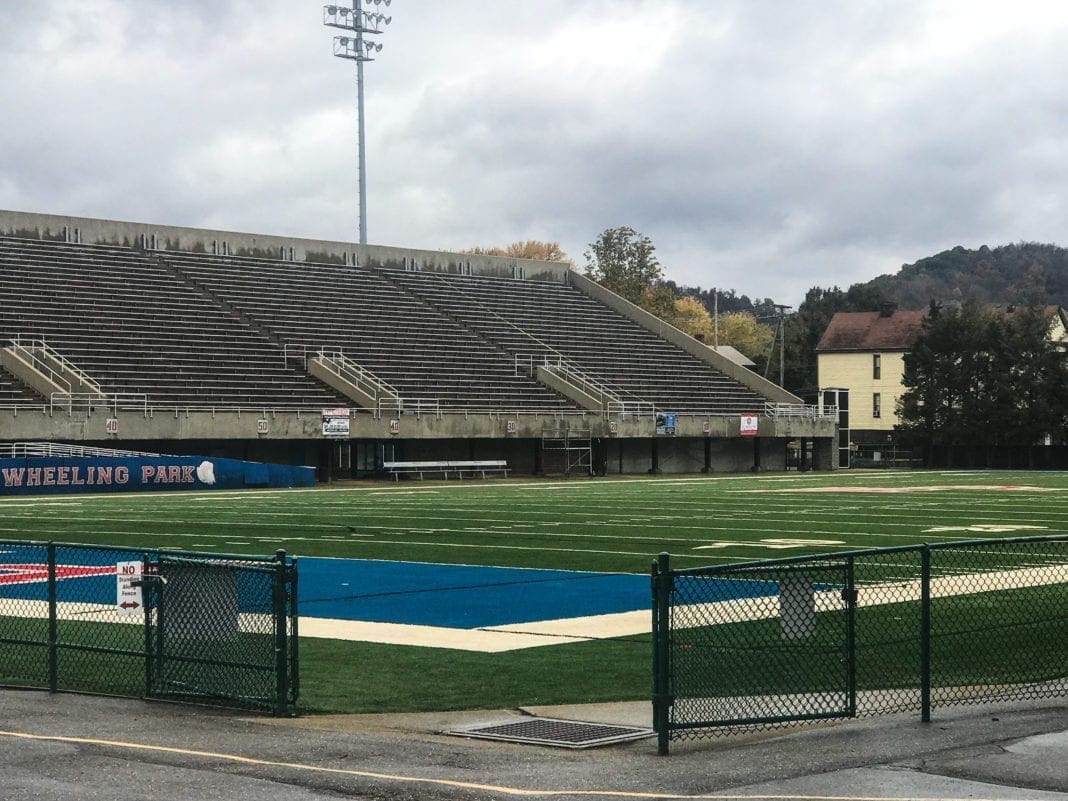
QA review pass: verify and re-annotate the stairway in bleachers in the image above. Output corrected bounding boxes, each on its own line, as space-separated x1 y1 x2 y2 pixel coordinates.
383 269 770 414
0 237 351 408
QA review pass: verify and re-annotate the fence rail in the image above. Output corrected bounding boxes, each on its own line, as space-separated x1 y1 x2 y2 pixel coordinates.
0 540 298 715
651 535 1068 754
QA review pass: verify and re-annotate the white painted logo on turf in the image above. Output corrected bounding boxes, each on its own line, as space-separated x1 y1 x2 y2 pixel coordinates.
695 538 844 550
924 524 1047 533
196 460 216 485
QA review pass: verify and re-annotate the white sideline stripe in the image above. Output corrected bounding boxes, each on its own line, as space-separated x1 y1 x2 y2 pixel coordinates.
299 618 585 652
11 600 272 633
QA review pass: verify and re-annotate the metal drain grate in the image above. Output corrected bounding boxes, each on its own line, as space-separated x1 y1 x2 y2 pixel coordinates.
449 717 655 749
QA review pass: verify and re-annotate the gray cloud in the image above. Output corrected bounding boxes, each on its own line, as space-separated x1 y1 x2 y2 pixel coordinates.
2 0 1067 305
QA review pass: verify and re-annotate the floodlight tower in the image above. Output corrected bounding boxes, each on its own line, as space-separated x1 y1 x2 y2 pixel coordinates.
323 1 393 245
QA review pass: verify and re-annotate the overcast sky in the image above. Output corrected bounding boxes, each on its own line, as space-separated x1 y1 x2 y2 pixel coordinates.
2 1 1067 305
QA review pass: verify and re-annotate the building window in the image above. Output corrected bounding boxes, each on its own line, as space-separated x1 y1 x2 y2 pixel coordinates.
873 353 881 380
873 392 882 419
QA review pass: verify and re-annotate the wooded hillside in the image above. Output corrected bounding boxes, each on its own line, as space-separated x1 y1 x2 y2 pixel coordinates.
860 242 1068 307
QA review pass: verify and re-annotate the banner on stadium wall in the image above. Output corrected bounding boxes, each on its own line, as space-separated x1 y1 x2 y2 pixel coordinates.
322 408 351 437
740 414 759 437
655 412 677 436
0 456 316 496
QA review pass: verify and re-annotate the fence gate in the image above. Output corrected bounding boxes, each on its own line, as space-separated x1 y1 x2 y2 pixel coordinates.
145 553 297 715
653 554 856 753
0 540 297 716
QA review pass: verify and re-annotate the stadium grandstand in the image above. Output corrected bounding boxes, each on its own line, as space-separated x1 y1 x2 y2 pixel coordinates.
0 210 837 478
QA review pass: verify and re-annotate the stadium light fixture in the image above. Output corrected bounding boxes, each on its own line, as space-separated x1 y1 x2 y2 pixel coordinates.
322 1 395 245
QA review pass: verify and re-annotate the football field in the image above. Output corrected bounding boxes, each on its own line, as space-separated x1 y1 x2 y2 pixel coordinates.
1 469 1065 572
1 469 1065 713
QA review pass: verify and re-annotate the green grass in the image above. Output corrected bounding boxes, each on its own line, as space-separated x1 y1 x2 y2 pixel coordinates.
673 586 1068 699
298 635 652 713
1 469 1066 714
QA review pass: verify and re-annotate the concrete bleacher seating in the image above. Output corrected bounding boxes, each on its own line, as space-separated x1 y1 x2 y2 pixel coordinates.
0 235 770 415
383 270 769 414
0 366 46 406
0 238 350 408
159 252 578 412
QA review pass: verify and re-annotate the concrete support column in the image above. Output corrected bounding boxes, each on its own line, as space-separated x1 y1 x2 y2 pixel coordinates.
813 437 836 470
702 437 712 473
752 437 762 472
650 438 660 474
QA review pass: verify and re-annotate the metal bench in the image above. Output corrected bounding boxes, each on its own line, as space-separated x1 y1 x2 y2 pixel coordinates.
382 459 510 480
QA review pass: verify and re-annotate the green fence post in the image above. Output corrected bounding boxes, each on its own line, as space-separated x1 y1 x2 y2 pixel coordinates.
142 555 154 698
46 542 57 693
920 545 931 723
288 557 300 710
652 552 671 756
273 550 289 717
844 556 857 718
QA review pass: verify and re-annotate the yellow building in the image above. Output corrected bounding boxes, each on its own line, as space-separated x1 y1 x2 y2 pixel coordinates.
817 303 1068 448
817 305 925 444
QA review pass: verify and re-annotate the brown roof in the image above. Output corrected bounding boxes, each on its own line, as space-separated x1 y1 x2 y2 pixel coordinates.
817 310 927 352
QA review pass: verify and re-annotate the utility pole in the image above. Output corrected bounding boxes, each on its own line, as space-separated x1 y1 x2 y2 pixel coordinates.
774 303 791 387
713 288 719 348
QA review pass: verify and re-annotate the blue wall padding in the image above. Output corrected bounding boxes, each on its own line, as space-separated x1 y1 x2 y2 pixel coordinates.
0 455 315 495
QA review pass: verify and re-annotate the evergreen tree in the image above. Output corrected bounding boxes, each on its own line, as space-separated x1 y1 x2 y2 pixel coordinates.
897 302 1068 462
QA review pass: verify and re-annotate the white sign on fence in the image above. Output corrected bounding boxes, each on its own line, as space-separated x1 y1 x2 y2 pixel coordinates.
116 560 143 617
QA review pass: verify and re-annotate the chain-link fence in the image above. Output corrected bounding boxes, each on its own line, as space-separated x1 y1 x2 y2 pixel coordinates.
652 536 1067 754
0 541 297 715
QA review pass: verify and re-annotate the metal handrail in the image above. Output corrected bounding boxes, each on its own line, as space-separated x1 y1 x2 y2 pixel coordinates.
49 392 149 416
377 396 442 416
0 441 162 459
604 399 658 416
0 397 834 419
10 335 101 395
765 402 838 419
316 349 401 401
9 338 72 394
536 355 660 416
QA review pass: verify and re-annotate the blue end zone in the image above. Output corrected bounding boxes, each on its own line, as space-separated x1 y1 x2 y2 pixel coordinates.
299 558 650 628
297 558 780 629
0 548 783 630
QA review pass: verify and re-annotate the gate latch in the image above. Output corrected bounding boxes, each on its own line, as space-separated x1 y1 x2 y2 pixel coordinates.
131 575 167 588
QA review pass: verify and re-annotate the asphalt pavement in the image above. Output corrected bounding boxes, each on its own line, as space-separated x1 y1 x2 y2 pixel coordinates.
0 689 1065 800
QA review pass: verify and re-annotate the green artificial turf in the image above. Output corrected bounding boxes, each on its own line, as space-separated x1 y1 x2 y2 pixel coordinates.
1 469 1065 714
